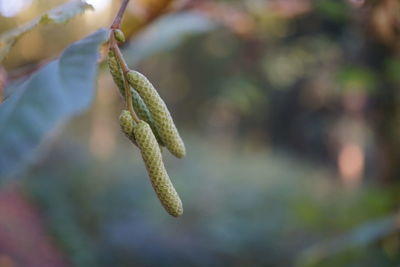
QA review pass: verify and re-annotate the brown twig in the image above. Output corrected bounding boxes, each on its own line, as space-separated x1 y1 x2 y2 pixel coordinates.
121 0 174 42
109 0 139 122
110 37 138 122
110 0 130 30
108 0 178 121
7 0 178 85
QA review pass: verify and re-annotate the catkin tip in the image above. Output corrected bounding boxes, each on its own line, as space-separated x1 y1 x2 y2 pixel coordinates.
170 206 183 217
171 145 186 158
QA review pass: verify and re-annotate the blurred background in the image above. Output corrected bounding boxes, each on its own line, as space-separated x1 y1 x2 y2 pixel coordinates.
1 0 400 266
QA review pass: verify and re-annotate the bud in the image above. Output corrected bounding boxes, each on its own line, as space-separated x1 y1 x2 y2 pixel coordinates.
114 29 125 43
133 120 183 217
127 70 186 158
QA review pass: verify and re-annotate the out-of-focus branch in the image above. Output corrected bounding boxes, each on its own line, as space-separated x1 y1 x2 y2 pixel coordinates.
109 0 138 122
0 67 7 103
6 0 177 85
120 0 174 43
111 0 130 29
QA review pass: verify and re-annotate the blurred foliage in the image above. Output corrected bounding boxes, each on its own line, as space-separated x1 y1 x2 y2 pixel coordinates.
123 11 216 67
18 133 399 266
337 66 378 93
1 0 400 266
0 0 92 62
315 0 351 23
0 29 107 179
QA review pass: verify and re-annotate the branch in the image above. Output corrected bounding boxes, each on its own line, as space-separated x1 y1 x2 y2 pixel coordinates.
110 0 130 30
109 0 139 122
108 0 176 122
122 0 174 42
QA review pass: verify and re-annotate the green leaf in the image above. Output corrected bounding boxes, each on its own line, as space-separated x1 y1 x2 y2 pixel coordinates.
0 28 108 180
0 0 93 62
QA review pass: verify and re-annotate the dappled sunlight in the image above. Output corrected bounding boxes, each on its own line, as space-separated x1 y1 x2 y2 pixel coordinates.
84 0 113 28
338 143 364 188
86 0 111 12
0 0 32 17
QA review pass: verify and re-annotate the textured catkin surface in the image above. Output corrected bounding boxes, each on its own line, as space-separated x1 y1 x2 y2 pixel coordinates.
107 50 125 97
131 88 164 146
127 70 186 158
119 110 137 146
133 120 183 217
107 52 162 145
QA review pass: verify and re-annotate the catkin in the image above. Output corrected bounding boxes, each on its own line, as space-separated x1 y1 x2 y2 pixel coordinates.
107 50 125 97
127 70 186 158
119 110 137 146
108 51 163 145
133 120 183 217
131 88 164 146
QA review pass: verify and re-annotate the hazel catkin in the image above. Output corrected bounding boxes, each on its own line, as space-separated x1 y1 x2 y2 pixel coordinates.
131 88 164 146
107 50 125 97
119 110 137 146
133 120 183 217
127 70 186 158
108 52 163 145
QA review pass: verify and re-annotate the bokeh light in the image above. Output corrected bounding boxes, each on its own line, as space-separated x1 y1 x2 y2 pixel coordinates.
0 0 32 17
85 0 111 12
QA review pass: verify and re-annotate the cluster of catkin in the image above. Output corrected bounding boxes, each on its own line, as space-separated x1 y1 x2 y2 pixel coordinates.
108 29 185 217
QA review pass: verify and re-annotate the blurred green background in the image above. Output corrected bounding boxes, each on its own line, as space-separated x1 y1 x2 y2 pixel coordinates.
1 0 400 266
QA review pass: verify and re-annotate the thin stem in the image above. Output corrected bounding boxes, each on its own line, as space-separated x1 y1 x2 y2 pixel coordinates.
108 0 139 123
109 35 139 122
110 35 129 73
108 0 174 122
123 73 139 122
111 0 130 29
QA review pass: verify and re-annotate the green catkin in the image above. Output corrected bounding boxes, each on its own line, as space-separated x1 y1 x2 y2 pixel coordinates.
108 51 163 145
113 29 125 43
107 50 125 97
119 110 137 146
126 70 186 158
131 88 164 146
133 120 183 217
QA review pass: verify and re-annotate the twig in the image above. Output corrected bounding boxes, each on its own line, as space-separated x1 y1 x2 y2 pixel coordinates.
108 0 176 121
120 0 174 43
109 0 139 122
110 0 130 30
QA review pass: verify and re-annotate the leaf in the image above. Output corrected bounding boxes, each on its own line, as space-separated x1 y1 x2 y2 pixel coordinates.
0 28 109 180
0 0 93 62
124 11 215 66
